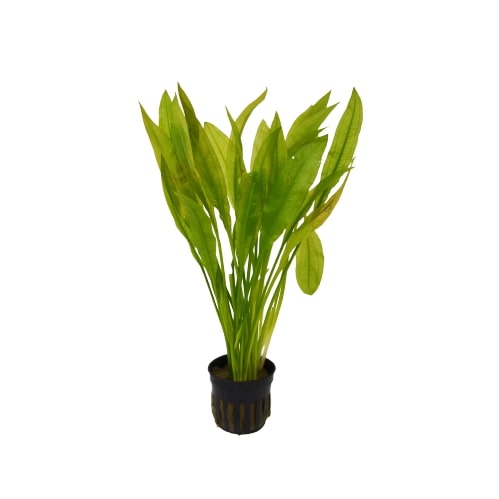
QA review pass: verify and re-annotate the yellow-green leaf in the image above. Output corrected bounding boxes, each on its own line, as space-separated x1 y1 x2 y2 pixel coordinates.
234 171 264 264
262 135 328 244
177 193 219 282
204 122 229 172
296 231 324 295
286 91 337 156
318 88 362 205
177 86 231 232
235 88 267 131
250 119 270 172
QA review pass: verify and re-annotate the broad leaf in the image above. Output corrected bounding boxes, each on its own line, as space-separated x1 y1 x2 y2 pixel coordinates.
296 230 324 294
262 135 328 244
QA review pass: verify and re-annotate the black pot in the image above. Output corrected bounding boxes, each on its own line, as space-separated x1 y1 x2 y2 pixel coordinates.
208 355 276 435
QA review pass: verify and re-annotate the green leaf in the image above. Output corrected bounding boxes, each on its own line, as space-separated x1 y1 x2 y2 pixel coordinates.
318 88 362 205
225 110 245 208
158 90 172 136
250 123 282 187
140 103 170 167
141 86 362 381
157 88 196 173
177 86 231 233
177 193 219 282
142 102 204 247
195 127 232 232
158 155 190 239
250 119 270 172
168 95 195 170
204 122 229 171
286 91 337 156
278 171 350 271
262 134 328 244
234 171 264 264
296 230 324 295
306 170 351 229
204 122 232 226
141 103 202 206
235 88 267 132
213 267 233 340
223 89 267 208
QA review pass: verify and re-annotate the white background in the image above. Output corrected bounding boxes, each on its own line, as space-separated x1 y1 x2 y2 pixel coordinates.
1 0 498 497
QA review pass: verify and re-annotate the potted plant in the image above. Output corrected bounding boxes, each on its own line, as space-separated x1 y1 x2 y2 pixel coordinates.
140 84 362 434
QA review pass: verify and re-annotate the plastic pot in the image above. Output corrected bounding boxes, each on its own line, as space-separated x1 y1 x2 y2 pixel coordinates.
208 355 276 435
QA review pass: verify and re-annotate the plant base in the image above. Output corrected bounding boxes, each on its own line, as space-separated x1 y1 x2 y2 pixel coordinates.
208 355 276 435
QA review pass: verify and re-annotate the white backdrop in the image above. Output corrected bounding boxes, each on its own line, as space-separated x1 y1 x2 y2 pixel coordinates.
1 1 498 497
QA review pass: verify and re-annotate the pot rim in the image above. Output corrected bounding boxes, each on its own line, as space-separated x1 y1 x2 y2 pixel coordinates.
208 354 276 385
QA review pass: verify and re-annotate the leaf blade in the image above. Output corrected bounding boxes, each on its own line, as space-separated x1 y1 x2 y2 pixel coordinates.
262 134 328 244
177 86 232 233
286 91 337 156
234 171 264 264
295 230 324 295
235 88 268 132
318 88 362 205
177 193 219 282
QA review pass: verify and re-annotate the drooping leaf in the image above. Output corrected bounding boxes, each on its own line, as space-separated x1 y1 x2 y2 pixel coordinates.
299 164 353 224
306 170 351 229
295 230 324 295
278 171 350 272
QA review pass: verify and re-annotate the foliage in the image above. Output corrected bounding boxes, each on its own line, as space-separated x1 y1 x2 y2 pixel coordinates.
141 85 362 380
